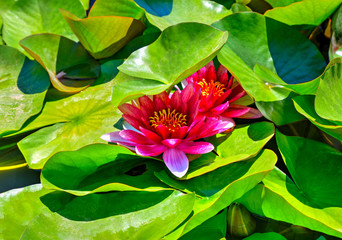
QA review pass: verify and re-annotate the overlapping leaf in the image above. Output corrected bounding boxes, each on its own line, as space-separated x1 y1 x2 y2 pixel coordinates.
41 144 170 195
0 46 49 137
239 168 342 238
61 9 145 59
293 95 342 141
20 34 100 93
15 60 122 169
213 12 326 125
184 122 274 179
0 184 195 239
160 149 277 239
113 22 228 106
0 0 85 52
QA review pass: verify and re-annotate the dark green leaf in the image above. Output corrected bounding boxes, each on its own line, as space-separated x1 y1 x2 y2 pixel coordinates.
243 232 286 240
41 144 170 195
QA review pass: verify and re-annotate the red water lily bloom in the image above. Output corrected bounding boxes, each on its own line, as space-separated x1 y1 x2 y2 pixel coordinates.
101 84 232 178
185 61 262 128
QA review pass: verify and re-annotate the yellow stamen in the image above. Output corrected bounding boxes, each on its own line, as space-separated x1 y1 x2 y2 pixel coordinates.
198 79 226 97
149 108 187 132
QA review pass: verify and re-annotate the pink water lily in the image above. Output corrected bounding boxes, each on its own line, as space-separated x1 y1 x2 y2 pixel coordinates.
101 84 232 178
185 61 262 129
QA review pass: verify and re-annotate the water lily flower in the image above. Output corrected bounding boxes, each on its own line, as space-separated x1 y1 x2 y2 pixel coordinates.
101 84 232 178
185 61 262 128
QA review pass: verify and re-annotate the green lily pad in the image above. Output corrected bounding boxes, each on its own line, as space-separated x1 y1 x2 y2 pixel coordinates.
41 144 170 195
293 95 342 141
160 149 277 239
20 34 100 93
315 58 342 122
239 168 342 238
179 209 227 240
61 9 145 59
0 184 195 240
144 0 231 31
113 22 227 106
88 0 145 19
0 46 50 137
276 131 342 208
265 0 300 8
329 5 342 60
16 60 122 169
213 12 326 125
0 0 85 52
264 0 342 29
184 122 274 179
0 184 52 239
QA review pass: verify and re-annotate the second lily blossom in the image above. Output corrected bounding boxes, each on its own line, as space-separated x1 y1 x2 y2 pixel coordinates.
185 61 262 129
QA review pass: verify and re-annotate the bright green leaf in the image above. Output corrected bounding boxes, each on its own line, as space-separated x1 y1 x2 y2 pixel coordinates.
0 46 49 137
16 60 122 169
113 22 227 106
61 9 145 59
145 0 231 31
243 232 286 240
0 0 85 52
315 59 342 122
265 0 342 29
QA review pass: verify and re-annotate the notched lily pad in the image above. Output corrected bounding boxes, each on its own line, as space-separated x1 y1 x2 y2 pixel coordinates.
20 34 100 93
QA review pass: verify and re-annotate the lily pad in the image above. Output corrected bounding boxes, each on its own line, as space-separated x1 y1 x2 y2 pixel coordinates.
0 184 195 240
293 95 342 141
213 12 326 125
143 0 231 31
276 131 342 208
88 0 145 19
0 134 28 171
239 168 342 238
0 46 50 137
41 144 170 195
184 121 274 179
243 232 286 240
20 34 100 93
160 149 278 239
16 60 122 169
315 58 342 122
61 9 145 59
264 0 342 29
0 0 85 52
113 22 227 106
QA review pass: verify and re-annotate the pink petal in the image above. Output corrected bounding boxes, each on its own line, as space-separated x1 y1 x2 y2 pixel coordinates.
169 90 181 111
101 131 136 146
171 126 189 139
211 101 230 115
136 144 167 156
163 148 189 178
181 83 195 103
138 96 154 116
231 106 263 119
153 95 167 112
120 130 154 145
177 141 214 154
122 114 145 130
221 105 251 118
205 60 215 70
198 66 207 80
217 65 228 80
139 127 163 143
162 139 182 148
156 125 171 139
118 103 142 118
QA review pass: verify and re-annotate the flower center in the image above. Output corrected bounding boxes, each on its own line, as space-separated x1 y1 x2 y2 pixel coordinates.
149 108 187 132
198 79 226 97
